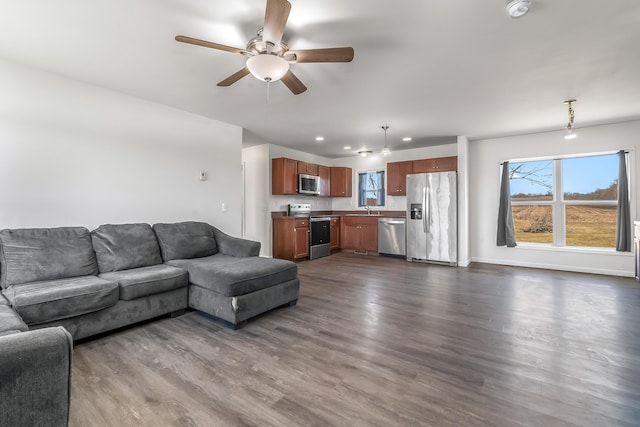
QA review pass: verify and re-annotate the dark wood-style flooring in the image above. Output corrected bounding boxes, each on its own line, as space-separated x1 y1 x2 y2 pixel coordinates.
69 253 640 426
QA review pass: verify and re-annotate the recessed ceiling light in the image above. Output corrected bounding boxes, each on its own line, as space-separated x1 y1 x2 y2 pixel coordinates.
402 137 412 142
315 136 325 141
343 145 351 150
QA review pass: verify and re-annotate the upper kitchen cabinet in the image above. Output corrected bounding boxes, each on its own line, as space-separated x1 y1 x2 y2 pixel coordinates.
413 156 457 173
318 165 330 197
387 160 414 196
272 157 298 195
297 161 319 176
330 167 352 197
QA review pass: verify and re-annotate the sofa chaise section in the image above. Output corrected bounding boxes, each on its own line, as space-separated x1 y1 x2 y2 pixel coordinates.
154 221 299 328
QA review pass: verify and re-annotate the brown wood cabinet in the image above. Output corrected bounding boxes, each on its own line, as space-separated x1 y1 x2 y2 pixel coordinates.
293 218 310 259
273 217 309 260
340 216 378 252
297 161 319 176
330 167 352 197
330 217 340 250
413 156 457 173
272 158 298 195
318 165 330 197
386 160 414 196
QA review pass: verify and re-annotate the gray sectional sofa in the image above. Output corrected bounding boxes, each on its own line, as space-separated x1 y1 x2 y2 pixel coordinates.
0 221 299 425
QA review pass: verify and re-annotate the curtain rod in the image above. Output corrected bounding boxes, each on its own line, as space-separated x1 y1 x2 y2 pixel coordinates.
499 150 630 165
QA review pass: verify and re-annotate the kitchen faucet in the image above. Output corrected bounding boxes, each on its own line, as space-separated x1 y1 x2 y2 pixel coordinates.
365 206 371 215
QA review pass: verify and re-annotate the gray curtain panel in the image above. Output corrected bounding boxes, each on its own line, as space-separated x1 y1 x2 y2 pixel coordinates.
497 161 517 247
616 150 631 252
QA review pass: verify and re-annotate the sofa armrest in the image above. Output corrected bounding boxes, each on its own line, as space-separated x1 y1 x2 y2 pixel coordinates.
211 226 261 257
0 327 73 427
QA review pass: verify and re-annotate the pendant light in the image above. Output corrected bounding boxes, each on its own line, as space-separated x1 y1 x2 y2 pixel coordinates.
381 125 391 156
564 99 577 140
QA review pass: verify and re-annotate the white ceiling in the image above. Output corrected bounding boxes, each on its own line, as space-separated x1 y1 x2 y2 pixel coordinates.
1 0 639 158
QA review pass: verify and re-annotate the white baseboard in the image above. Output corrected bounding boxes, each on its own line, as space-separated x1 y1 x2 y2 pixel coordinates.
457 258 472 267
471 257 636 278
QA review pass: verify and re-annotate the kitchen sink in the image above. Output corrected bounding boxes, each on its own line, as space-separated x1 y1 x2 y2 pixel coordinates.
344 213 384 216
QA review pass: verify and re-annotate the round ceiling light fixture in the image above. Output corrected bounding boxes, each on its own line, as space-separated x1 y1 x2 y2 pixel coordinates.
358 150 373 157
246 54 289 82
506 0 531 18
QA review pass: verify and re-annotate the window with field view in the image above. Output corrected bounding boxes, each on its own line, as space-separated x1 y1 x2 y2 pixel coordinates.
509 154 619 248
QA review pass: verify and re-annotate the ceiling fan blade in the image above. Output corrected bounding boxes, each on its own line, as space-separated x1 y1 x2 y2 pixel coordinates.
262 0 291 48
288 47 355 63
217 67 251 87
281 70 307 95
175 35 247 55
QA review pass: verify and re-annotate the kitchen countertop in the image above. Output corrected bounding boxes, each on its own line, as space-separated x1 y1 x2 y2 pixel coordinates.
272 210 405 219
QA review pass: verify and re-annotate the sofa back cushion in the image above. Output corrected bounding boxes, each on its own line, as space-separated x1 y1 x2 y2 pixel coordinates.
91 223 163 273
152 222 217 261
0 227 98 289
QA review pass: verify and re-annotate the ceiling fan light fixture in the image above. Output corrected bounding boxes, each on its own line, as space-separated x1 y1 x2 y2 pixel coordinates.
246 54 289 82
506 0 531 18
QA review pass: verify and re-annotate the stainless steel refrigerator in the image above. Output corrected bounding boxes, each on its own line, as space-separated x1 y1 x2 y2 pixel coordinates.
406 172 457 265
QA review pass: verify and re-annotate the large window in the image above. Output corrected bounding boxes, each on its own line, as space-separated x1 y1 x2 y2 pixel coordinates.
509 153 619 248
358 171 385 207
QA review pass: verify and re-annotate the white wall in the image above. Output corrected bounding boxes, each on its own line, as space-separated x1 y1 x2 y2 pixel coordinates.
469 120 639 276
242 144 270 256
457 136 471 266
0 58 243 234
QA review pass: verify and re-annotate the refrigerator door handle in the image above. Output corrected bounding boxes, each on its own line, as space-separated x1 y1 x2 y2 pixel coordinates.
427 183 431 232
422 186 428 233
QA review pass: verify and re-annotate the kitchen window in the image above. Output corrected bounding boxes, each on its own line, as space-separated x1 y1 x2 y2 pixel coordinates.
509 153 621 248
358 170 385 207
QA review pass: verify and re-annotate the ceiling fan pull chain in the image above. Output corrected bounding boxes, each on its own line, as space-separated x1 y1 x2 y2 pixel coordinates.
267 79 271 102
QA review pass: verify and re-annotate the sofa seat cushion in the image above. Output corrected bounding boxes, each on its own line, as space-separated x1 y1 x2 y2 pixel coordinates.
3 276 118 325
0 304 28 336
0 227 98 289
167 255 298 297
91 223 163 273
153 222 218 261
99 265 188 301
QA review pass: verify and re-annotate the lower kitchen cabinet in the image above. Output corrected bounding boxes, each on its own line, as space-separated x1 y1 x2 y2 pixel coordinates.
330 217 340 250
293 219 310 258
340 216 378 252
273 217 309 260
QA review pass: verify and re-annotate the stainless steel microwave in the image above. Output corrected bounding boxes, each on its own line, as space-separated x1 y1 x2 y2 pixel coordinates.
298 174 320 195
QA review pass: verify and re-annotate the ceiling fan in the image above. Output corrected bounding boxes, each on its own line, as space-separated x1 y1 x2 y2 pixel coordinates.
175 0 354 95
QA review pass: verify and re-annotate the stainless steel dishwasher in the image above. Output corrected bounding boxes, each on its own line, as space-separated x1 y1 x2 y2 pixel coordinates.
378 217 406 257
